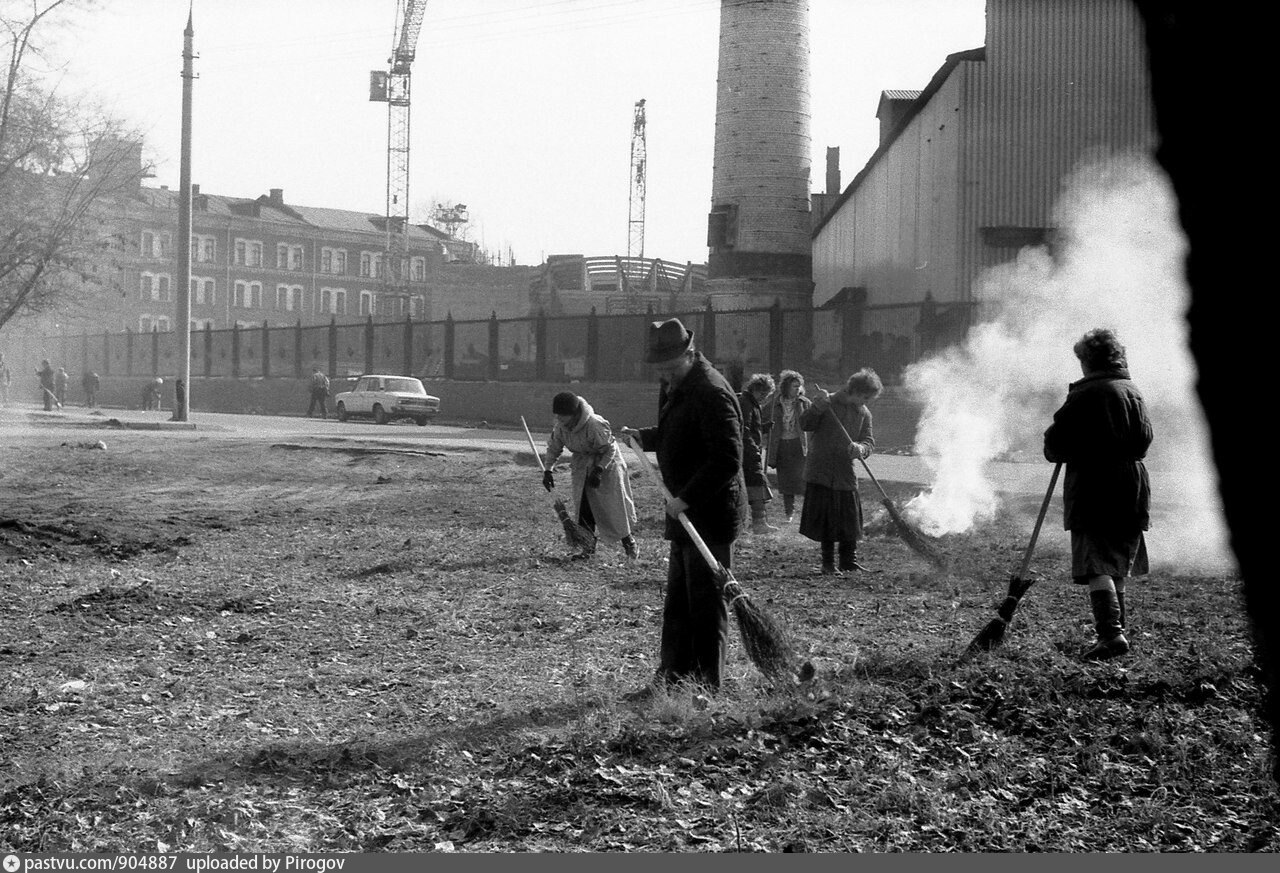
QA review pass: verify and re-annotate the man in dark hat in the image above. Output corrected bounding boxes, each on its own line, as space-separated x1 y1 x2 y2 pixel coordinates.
619 318 745 699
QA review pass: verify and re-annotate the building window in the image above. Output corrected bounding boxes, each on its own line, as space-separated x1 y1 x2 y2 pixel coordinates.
292 287 304 312
276 284 291 310
140 314 153 332
276 244 289 269
157 275 172 302
234 280 247 308
410 296 424 317
236 239 263 266
249 282 263 308
191 318 215 330
142 314 171 332
335 250 347 274
321 249 332 273
156 316 171 332
192 277 216 305
192 234 217 262
411 257 426 282
290 246 304 271
334 289 347 315
140 273 154 300
360 252 371 278
141 231 171 259
359 290 375 316
204 278 215 305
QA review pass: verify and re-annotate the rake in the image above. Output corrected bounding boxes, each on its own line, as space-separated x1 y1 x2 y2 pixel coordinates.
965 462 1062 655
520 416 597 554
814 386 948 570
623 434 811 684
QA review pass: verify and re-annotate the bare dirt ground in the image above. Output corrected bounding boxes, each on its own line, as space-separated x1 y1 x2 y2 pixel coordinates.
1 417 1276 852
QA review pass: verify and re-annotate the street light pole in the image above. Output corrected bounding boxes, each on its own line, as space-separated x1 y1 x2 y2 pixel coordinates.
174 6 195 421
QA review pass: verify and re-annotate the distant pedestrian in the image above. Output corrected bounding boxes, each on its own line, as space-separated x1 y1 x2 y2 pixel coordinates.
306 366 331 418
1044 327 1153 661
141 377 163 411
763 369 812 524
82 371 100 408
54 367 69 408
36 359 56 410
800 368 883 575
541 392 639 561
0 355 11 406
739 373 777 534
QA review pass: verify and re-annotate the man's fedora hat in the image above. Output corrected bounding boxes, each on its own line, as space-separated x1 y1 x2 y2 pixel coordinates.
644 318 695 364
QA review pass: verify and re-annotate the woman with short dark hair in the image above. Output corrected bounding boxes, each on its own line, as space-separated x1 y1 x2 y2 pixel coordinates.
1044 328 1153 660
763 369 812 524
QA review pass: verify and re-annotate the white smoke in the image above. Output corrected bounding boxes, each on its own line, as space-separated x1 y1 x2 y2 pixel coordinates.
902 154 1233 574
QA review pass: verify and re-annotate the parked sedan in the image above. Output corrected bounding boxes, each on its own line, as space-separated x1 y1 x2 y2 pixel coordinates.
333 375 440 426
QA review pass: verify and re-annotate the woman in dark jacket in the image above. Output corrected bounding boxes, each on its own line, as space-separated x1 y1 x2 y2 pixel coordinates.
763 369 812 524
800 368 883 574
1044 327 1153 661
739 373 777 534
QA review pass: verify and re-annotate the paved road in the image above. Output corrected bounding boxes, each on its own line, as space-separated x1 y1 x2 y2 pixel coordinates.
2 400 1066 494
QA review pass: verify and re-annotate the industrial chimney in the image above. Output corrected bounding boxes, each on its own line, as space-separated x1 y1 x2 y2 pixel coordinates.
705 0 813 309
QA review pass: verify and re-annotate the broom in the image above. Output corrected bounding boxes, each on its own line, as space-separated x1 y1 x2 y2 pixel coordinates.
814 386 948 570
622 434 811 684
520 416 597 554
965 462 1062 654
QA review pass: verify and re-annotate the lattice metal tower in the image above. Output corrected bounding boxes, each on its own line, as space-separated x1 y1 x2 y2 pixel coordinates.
627 98 647 262
369 0 427 314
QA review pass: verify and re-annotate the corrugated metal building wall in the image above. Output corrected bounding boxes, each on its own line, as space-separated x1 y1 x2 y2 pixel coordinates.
813 0 1157 307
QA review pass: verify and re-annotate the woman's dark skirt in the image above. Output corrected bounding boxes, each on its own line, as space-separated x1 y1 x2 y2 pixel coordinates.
772 438 806 496
1071 529 1149 581
799 482 863 543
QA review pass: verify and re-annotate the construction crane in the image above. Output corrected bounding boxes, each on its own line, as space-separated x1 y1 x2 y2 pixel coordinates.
369 0 428 317
627 98 647 264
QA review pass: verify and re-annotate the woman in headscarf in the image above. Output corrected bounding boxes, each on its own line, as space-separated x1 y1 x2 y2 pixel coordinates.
542 391 639 560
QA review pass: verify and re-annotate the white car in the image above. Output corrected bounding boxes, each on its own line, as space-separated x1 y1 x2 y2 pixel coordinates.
333 375 440 426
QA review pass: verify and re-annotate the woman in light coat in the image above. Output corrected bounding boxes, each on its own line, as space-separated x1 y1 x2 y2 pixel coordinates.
763 369 812 524
543 392 639 560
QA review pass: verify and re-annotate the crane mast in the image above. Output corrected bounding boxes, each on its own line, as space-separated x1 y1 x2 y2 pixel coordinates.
627 98 647 265
370 0 428 316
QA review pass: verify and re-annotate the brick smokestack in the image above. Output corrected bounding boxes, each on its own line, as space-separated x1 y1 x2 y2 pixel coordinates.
706 0 813 309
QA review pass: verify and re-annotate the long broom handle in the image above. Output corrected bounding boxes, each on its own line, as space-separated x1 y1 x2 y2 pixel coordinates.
519 416 549 473
1016 462 1063 580
622 434 734 583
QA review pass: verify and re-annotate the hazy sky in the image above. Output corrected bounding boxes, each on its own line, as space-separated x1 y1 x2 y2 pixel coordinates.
38 0 987 266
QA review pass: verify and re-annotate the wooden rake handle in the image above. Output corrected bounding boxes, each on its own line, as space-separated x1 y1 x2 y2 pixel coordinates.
519 416 548 473
1016 462 1063 580
622 434 736 588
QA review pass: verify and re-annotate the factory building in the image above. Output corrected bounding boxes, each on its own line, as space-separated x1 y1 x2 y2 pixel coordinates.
812 0 1157 307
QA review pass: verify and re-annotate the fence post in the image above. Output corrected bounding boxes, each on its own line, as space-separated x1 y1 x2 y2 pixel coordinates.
487 311 500 381
294 319 304 379
262 321 271 378
364 315 374 374
443 312 455 380
125 328 134 377
327 317 338 379
204 324 213 378
404 314 414 377
103 332 112 377
769 298 784 375
231 323 241 378
702 298 717 363
586 306 600 382
840 287 868 375
535 308 548 381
